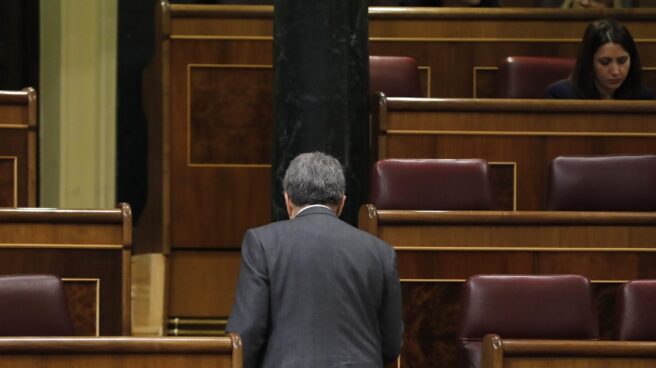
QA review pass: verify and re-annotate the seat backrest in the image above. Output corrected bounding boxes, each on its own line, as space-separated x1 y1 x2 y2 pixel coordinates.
614 280 656 341
458 274 599 368
369 159 493 210
369 56 422 97
0 275 75 336
547 155 656 211
496 56 575 98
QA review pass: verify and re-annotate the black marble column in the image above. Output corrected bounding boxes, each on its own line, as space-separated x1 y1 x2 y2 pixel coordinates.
271 1 370 225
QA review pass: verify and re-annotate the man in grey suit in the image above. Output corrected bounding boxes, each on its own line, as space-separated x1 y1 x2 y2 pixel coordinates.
226 151 403 368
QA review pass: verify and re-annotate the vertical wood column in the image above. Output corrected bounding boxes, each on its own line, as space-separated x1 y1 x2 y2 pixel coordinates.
271 0 370 225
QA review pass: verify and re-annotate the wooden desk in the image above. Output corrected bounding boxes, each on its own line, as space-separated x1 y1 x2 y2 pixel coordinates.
0 335 242 368
372 96 656 210
482 334 656 368
0 204 132 336
0 88 37 207
359 205 656 368
140 1 656 334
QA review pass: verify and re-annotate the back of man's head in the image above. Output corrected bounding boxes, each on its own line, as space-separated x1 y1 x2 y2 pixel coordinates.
283 152 345 207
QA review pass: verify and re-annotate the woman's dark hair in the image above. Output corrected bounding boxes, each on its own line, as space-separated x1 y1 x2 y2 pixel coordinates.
572 18 644 99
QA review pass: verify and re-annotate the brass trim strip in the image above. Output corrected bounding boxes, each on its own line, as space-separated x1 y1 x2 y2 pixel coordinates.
394 246 656 252
169 329 225 336
62 278 101 336
0 243 123 249
0 124 30 129
168 318 228 326
385 129 656 137
186 64 273 168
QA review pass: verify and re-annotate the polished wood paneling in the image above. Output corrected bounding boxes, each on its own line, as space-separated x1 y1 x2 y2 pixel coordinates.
374 97 656 211
0 88 36 207
140 3 656 252
168 251 241 317
482 335 656 368
170 40 272 249
400 282 623 368
0 336 242 368
63 280 98 336
189 66 272 166
0 158 15 207
359 205 656 368
141 2 656 337
0 204 132 336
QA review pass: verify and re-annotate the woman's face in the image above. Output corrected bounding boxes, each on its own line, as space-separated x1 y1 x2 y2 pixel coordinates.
593 42 631 98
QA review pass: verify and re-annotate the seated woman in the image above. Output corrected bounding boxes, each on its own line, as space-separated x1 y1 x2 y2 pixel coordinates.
546 19 654 100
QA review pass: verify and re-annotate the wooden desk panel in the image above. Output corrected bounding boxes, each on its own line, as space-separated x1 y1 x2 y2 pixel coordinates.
0 336 242 368
482 334 656 368
373 97 656 211
0 88 37 207
359 205 656 368
140 3 656 252
0 204 132 336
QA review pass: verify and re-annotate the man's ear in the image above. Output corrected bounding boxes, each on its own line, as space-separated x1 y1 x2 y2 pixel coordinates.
336 195 346 217
284 192 295 219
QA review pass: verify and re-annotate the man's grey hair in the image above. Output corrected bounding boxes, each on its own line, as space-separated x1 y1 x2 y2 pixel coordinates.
283 152 345 206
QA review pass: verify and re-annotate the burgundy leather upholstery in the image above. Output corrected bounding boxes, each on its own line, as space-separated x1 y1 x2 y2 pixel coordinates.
369 56 422 97
0 275 75 336
459 275 599 368
496 56 575 98
369 159 493 210
547 155 656 211
614 280 656 341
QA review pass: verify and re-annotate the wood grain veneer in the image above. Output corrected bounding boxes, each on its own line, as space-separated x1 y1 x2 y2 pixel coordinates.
0 204 132 336
0 88 37 207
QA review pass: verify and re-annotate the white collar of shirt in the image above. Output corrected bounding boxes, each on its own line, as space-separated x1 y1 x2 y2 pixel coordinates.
296 204 332 216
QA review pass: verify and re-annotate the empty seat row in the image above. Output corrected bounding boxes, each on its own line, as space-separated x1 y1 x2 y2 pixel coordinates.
369 55 576 98
459 275 656 368
369 155 656 211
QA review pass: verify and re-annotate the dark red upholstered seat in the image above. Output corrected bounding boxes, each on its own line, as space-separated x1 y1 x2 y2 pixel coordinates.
547 155 656 211
614 280 656 341
458 274 599 368
496 56 575 98
369 159 493 210
369 56 422 97
0 275 75 336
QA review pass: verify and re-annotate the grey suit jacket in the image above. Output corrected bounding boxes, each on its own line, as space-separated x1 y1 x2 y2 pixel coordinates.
226 206 403 368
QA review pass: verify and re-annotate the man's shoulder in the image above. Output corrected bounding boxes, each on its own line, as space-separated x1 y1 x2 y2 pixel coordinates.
250 215 390 247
